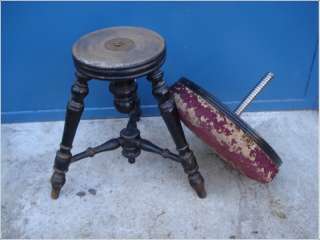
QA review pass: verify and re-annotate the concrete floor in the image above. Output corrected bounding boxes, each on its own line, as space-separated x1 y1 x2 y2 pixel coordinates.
1 111 318 239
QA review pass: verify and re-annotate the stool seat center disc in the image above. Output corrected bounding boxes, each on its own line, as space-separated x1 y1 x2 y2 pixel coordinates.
104 38 135 51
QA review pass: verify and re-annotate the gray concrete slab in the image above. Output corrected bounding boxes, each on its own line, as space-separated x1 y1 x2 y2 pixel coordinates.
1 111 318 239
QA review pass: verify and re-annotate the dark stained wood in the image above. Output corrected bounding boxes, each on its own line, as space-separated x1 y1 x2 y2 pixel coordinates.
50 26 206 199
148 70 206 198
51 71 90 199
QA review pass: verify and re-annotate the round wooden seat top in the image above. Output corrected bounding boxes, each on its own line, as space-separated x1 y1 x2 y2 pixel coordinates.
72 26 166 80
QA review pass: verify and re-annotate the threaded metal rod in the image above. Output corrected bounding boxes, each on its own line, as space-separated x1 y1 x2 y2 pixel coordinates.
235 72 274 116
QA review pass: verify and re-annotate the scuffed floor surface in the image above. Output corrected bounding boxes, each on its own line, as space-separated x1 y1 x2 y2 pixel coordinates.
1 111 318 238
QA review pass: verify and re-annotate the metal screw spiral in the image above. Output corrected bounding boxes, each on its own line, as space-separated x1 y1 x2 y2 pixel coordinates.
235 72 274 116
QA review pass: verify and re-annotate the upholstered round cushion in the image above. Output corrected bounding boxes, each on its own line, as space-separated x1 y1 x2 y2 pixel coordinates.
171 78 282 183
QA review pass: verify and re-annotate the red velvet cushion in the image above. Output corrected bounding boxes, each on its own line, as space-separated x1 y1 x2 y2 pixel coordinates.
171 78 282 183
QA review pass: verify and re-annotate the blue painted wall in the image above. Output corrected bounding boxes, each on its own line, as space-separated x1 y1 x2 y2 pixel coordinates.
2 2 318 123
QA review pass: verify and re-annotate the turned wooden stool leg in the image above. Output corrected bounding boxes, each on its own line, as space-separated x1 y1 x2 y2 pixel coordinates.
147 70 207 198
50 72 90 199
